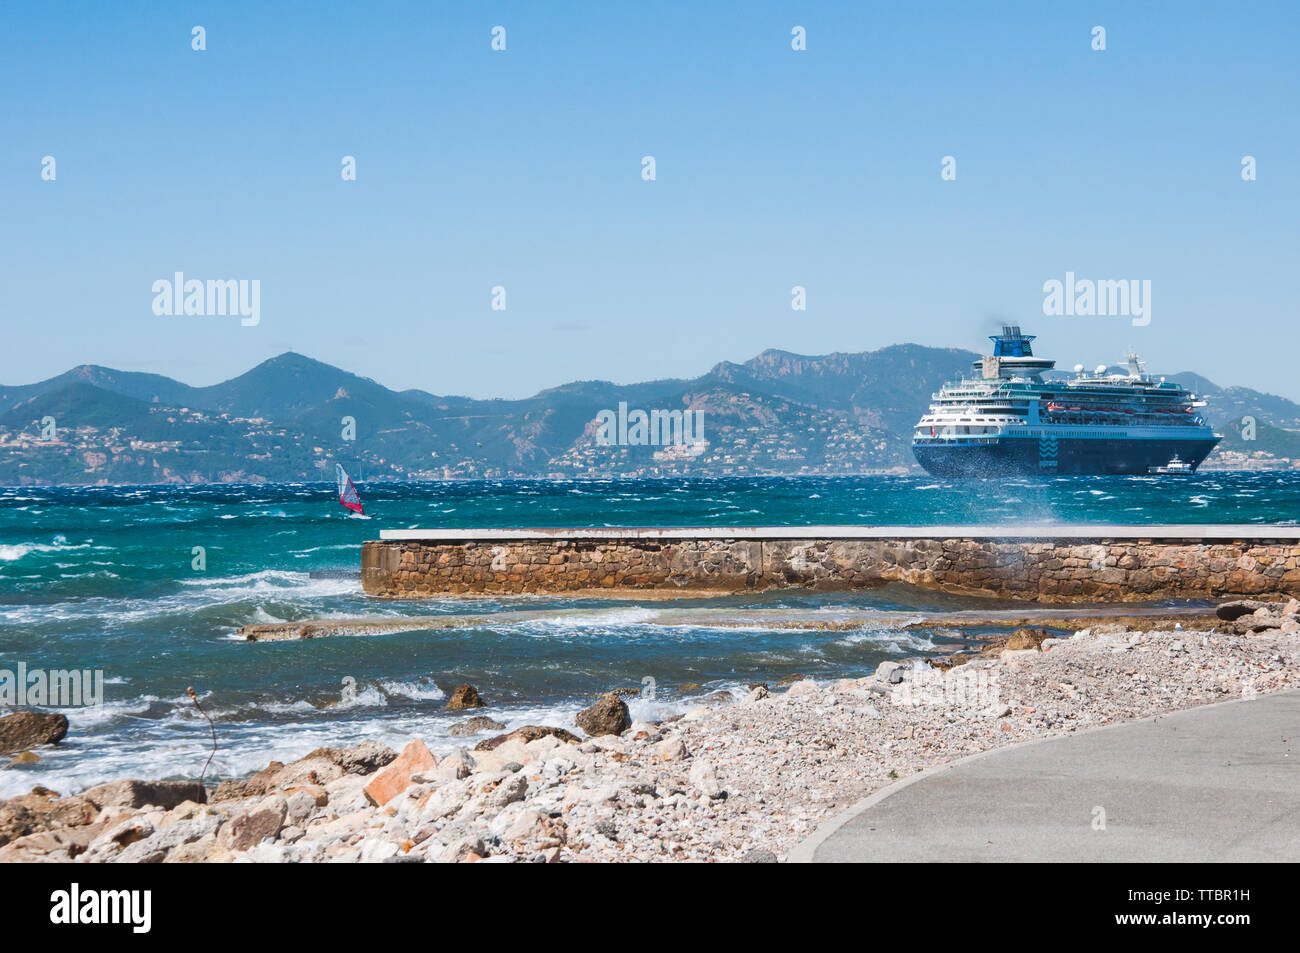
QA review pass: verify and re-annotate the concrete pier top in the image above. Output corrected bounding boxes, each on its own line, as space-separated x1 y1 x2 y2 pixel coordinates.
379 524 1300 542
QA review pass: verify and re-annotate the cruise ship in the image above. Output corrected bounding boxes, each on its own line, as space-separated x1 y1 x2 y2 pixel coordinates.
911 327 1220 477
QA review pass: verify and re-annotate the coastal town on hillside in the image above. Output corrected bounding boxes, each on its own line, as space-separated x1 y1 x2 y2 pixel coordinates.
2 349 1298 484
0 405 1294 485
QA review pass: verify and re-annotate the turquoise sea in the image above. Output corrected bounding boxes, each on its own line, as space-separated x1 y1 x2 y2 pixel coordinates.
2 473 1297 798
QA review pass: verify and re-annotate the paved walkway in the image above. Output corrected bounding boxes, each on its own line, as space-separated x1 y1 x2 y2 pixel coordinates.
793 690 1300 862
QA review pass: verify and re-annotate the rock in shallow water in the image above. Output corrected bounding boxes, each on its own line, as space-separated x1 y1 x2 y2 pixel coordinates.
0 711 68 755
445 683 486 710
448 715 506 736
575 692 631 736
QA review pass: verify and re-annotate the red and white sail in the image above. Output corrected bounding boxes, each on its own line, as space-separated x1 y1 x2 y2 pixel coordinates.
336 464 364 514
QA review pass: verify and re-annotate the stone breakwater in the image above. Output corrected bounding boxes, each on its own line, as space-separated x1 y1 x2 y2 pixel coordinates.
362 527 1300 603
2 599 1297 863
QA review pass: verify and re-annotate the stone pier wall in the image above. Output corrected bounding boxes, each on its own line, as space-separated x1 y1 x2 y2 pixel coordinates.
361 535 1300 603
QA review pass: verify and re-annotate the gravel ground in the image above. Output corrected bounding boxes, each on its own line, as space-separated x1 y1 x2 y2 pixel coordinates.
2 611 1296 863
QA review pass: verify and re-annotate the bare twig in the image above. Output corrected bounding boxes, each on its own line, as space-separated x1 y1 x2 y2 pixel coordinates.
187 686 217 786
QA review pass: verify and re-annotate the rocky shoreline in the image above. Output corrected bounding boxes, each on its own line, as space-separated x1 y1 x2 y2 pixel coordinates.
236 605 1220 642
2 599 1297 863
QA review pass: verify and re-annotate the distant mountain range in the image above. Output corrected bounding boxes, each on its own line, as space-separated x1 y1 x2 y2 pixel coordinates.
2 346 1297 485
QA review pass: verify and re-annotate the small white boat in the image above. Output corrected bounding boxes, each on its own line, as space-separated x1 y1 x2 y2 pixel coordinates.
1152 454 1194 476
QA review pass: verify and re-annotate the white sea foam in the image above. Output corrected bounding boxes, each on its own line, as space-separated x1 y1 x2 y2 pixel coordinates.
376 677 447 702
835 627 939 652
3 569 362 628
0 539 92 561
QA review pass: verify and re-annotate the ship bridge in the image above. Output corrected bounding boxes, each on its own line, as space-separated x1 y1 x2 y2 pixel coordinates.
973 325 1057 380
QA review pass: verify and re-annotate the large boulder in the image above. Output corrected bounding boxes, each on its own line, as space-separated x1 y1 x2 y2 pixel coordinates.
81 779 207 812
575 693 631 737
334 741 398 774
212 741 399 803
118 815 222 863
0 790 98 847
448 716 507 736
0 803 44 848
0 711 68 755
0 826 99 862
1216 600 1272 621
363 739 437 807
1005 627 1050 651
267 756 344 790
222 795 287 852
445 683 486 711
302 741 397 775
211 761 283 802
475 725 580 752
875 661 906 684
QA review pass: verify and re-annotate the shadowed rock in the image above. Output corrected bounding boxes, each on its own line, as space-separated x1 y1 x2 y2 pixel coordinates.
1216 600 1272 621
81 779 207 812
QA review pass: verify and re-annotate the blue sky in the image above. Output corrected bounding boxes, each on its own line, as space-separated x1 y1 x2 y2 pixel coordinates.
3 1 1297 399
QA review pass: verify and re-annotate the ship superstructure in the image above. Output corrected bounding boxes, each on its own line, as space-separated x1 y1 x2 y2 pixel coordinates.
911 326 1220 477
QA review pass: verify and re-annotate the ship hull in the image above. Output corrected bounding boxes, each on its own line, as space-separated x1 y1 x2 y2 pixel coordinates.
912 436 1220 478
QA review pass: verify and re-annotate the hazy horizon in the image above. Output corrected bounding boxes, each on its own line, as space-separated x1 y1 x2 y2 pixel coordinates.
2 335 1280 406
